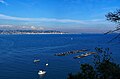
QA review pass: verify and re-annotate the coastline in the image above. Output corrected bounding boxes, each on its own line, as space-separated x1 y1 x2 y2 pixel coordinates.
0 33 83 35
0 33 109 35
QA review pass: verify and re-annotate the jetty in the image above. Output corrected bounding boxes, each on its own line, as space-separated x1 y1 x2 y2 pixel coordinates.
54 49 88 56
73 52 96 59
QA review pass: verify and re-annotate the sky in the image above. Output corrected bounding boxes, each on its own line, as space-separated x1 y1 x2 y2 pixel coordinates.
0 0 120 33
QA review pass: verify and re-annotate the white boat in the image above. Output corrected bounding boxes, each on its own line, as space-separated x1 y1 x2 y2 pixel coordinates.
46 63 48 66
38 70 46 75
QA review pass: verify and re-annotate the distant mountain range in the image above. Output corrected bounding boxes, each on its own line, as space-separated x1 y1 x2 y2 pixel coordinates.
0 30 67 34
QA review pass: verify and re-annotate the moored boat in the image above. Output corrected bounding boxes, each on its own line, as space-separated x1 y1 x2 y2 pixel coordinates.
38 70 46 75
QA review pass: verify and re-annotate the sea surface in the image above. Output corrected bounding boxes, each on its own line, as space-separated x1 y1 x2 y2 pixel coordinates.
0 34 120 79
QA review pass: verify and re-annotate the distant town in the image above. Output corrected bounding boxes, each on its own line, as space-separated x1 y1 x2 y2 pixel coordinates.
0 30 67 34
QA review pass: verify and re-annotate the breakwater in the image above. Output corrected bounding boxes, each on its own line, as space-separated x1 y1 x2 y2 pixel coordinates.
54 49 88 56
73 52 96 59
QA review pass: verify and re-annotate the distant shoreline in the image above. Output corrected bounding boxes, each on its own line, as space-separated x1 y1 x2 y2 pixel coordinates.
0 33 118 35
1 33 117 35
0 30 68 35
0 33 67 35
0 33 83 35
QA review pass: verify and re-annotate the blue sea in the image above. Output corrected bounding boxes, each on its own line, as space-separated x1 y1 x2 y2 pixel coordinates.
0 34 120 79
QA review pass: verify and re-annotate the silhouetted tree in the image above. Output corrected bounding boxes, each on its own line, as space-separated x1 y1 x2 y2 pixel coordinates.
106 9 120 23
105 9 120 33
67 48 120 79
105 9 120 42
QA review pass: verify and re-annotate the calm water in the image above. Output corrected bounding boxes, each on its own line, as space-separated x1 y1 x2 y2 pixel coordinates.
0 34 120 79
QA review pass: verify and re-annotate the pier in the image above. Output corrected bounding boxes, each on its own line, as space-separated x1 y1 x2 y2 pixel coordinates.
54 49 88 56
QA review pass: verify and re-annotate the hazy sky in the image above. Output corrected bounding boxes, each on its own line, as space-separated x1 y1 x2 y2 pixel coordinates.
0 0 120 33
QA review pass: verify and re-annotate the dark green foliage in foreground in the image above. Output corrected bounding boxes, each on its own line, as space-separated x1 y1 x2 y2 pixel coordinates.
67 48 120 79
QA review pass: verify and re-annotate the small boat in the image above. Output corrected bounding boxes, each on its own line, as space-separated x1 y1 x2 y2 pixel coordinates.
38 70 46 75
34 59 40 63
46 63 48 66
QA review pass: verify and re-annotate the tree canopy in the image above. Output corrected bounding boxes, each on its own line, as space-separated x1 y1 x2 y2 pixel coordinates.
106 9 120 24
105 9 120 34
104 9 120 42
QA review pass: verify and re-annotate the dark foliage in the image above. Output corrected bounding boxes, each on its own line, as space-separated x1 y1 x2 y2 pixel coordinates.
67 48 120 79
106 9 120 24
105 9 120 43
105 9 120 34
